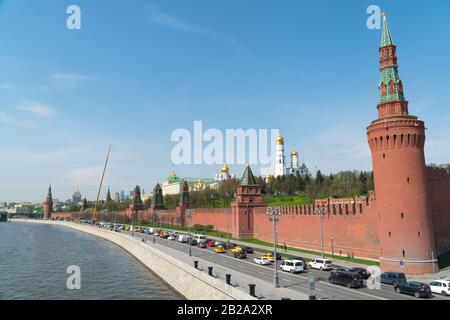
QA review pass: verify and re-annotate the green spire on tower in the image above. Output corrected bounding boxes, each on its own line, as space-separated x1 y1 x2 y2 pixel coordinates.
378 13 406 106
381 12 394 48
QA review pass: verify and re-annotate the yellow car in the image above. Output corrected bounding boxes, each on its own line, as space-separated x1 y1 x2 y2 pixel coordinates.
125 226 130 231
214 246 226 253
231 246 243 254
261 254 275 262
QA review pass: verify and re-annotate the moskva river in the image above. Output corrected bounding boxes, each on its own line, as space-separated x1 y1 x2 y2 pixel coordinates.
0 222 181 300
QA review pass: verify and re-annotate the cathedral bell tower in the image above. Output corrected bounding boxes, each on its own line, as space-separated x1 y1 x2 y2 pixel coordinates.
367 13 437 274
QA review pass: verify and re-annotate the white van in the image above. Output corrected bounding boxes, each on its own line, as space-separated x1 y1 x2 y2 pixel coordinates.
178 234 190 243
308 258 333 271
193 234 207 243
280 260 305 273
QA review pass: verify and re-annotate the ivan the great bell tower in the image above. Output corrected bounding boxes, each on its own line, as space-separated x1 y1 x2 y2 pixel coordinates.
367 13 438 274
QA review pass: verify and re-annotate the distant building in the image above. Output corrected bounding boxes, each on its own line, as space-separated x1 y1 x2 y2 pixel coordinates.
72 187 82 204
114 192 120 202
120 190 125 201
161 171 216 196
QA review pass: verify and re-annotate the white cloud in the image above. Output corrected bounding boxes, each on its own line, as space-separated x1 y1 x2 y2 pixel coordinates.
16 101 53 117
42 73 97 91
147 5 238 47
0 112 31 126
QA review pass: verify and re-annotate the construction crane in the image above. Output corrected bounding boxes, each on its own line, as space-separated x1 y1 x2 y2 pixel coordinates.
92 144 112 224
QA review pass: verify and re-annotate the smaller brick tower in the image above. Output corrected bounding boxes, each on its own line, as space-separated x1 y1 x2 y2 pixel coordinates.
129 185 144 211
367 13 437 274
232 165 265 238
151 183 165 210
179 181 190 226
43 184 53 220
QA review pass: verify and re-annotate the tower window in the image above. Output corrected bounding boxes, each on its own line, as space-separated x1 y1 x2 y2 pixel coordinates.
380 83 387 96
402 250 405 258
388 231 391 237
401 212 404 219
389 81 396 94
383 153 386 159
418 231 421 238
407 177 410 183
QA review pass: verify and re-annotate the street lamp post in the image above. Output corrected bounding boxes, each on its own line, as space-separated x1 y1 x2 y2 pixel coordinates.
267 206 281 288
315 206 325 258
131 210 136 237
225 208 231 248
152 210 157 244
187 209 194 256
330 236 334 257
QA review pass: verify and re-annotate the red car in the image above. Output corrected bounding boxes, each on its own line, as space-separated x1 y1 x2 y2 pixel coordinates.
207 240 216 247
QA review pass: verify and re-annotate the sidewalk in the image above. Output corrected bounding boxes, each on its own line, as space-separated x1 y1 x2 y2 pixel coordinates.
407 268 450 283
132 233 309 300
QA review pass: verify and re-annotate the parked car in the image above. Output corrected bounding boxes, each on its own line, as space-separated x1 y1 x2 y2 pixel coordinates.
244 247 254 254
214 246 226 253
329 270 364 288
348 267 371 280
233 251 247 259
280 260 305 274
207 240 216 248
189 239 198 246
429 279 450 296
394 281 432 298
308 258 333 271
380 272 407 285
254 257 272 265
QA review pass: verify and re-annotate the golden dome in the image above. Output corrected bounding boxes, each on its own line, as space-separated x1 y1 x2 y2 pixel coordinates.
171 171 177 177
291 150 299 157
221 164 230 173
276 134 284 145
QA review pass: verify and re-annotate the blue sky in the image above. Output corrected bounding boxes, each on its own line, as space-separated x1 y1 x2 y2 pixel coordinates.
1 0 449 203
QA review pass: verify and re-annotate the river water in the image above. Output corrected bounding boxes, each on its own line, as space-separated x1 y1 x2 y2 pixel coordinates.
0 222 181 300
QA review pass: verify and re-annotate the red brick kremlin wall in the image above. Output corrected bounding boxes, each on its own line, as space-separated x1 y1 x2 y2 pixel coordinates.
427 167 450 253
52 171 450 263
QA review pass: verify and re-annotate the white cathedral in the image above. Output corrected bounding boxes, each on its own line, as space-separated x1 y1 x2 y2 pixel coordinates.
267 132 309 181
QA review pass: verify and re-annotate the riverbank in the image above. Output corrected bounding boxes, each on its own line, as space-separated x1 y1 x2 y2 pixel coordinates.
12 219 255 300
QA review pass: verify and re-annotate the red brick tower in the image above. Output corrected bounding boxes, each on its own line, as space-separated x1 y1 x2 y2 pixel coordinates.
43 184 53 219
367 14 438 274
178 181 190 227
231 165 265 238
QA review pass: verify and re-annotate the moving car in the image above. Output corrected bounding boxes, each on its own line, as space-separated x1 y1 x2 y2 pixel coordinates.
178 234 189 243
231 247 243 254
244 247 254 254
233 251 247 259
429 279 450 296
329 270 364 288
214 246 226 253
271 252 282 261
380 272 407 285
348 267 371 280
198 241 208 248
291 256 308 269
207 240 216 248
394 281 432 298
261 254 275 262
279 259 305 274
254 257 272 265
308 258 333 271
167 234 177 241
